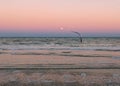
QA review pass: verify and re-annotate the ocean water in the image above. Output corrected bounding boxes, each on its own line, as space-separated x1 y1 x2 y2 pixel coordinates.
0 37 120 51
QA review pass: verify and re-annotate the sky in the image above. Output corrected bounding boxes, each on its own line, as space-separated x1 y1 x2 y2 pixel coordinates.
0 0 120 37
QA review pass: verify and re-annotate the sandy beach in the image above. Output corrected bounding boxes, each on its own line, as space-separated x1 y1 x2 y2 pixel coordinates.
0 49 120 86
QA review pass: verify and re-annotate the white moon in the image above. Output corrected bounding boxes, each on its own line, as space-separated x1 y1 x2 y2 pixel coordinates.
60 27 64 30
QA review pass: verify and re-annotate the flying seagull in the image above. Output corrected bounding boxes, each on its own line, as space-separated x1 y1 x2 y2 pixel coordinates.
72 31 83 43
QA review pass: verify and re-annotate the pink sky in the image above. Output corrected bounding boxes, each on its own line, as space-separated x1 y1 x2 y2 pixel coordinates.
0 0 120 35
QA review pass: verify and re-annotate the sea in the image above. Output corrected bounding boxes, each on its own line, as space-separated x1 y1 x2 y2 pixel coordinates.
0 37 120 51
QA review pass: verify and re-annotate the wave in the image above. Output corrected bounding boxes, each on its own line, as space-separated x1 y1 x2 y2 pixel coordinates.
0 37 120 51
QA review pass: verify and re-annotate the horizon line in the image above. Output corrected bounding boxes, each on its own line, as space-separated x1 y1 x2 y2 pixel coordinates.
0 36 120 38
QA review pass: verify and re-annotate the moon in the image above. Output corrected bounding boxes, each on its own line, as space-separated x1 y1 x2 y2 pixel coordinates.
60 27 64 30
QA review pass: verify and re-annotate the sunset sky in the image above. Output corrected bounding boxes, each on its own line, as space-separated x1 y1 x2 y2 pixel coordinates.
0 0 120 37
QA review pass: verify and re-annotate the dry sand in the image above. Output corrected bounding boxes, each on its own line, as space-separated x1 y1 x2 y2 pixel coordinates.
0 69 120 86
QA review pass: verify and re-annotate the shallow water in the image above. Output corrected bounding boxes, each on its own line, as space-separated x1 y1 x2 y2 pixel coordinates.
0 37 120 51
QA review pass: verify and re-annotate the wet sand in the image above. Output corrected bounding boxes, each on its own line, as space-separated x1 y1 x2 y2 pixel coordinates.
0 50 120 68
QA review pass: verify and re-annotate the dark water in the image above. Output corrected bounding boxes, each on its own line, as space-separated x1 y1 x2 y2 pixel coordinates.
0 37 120 51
